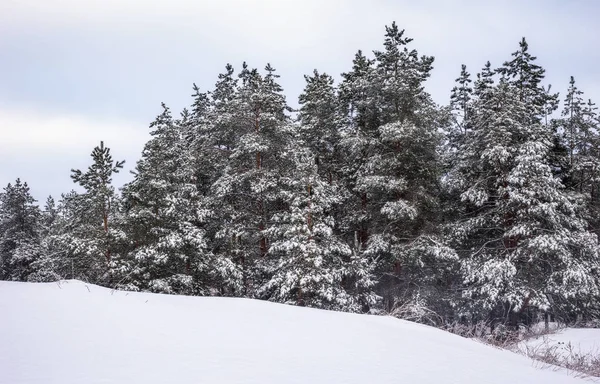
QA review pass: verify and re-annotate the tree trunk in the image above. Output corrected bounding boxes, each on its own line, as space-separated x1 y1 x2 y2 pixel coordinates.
359 193 369 246
307 184 313 236
255 106 266 256
103 210 111 263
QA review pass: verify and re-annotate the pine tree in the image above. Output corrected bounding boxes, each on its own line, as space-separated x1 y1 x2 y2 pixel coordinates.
337 50 377 252
121 104 239 295
497 37 559 123
556 77 600 191
123 104 191 293
337 23 454 316
259 143 377 312
188 79 245 296
449 77 600 326
298 70 341 183
444 62 494 204
449 64 473 144
339 50 377 133
474 61 495 99
63 142 124 284
372 22 434 122
210 63 294 296
447 41 595 326
0 179 42 281
27 196 65 282
553 78 600 256
44 191 87 280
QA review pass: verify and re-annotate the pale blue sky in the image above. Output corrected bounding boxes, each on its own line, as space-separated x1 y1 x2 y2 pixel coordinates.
1 0 599 202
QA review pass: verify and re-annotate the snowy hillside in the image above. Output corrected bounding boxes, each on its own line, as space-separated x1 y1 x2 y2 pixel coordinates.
0 281 587 384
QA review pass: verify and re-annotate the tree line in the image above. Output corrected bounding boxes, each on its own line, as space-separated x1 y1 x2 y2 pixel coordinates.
2 22 599 330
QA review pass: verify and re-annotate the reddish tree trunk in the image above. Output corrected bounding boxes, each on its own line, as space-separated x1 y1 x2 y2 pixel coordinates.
103 210 111 263
359 193 369 246
255 106 267 256
307 184 313 237
259 222 267 256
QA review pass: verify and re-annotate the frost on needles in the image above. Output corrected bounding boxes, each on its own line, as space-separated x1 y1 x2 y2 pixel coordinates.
1 22 599 328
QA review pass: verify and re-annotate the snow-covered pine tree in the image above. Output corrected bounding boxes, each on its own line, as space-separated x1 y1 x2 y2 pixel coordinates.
337 23 455 319
445 61 496 194
0 179 42 281
61 142 125 284
186 78 245 296
552 79 600 318
210 63 294 297
27 196 65 282
473 61 495 99
121 104 232 295
443 64 474 208
258 140 378 312
337 50 377 253
338 50 377 136
442 64 475 207
186 84 221 196
208 63 241 159
372 22 434 120
555 77 600 198
497 37 559 122
298 70 342 183
448 64 473 149
43 191 89 280
449 63 599 326
40 196 58 231
122 104 190 293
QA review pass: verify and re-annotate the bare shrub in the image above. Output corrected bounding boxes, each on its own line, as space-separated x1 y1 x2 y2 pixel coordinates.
441 321 536 348
521 336 600 378
443 320 491 339
390 296 444 326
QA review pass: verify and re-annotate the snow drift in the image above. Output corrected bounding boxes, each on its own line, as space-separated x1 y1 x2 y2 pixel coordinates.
0 280 587 383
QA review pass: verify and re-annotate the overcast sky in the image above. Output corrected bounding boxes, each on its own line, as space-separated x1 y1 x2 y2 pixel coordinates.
1 0 599 203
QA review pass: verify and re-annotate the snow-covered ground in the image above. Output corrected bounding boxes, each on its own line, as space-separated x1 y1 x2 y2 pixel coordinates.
522 327 600 360
0 280 589 384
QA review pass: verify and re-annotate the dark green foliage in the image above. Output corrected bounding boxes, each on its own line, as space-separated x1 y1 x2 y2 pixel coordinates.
0 179 42 281
3 23 599 327
63 142 125 283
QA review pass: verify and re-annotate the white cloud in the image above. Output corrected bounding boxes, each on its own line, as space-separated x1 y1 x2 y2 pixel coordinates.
0 107 147 201
1 0 599 201
0 0 344 40
0 107 145 155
